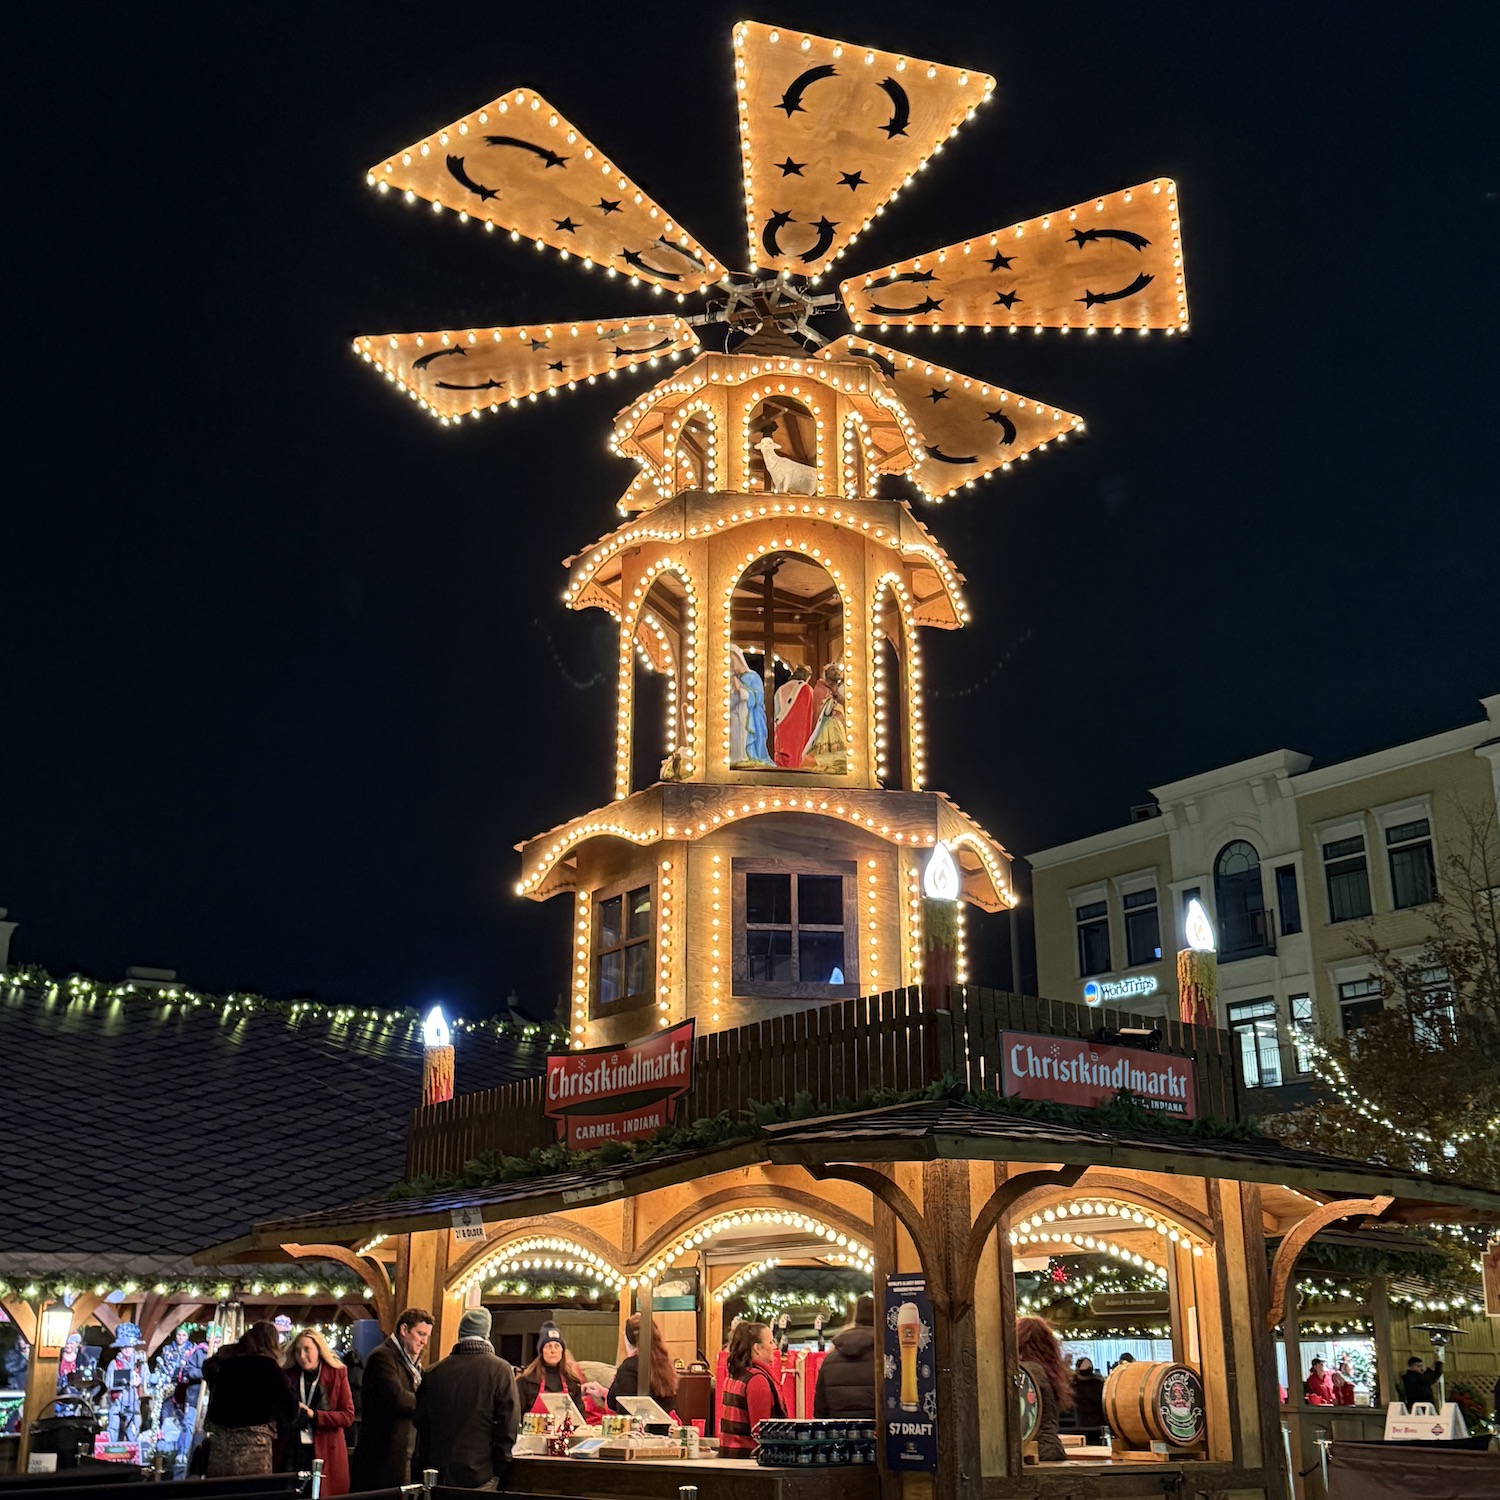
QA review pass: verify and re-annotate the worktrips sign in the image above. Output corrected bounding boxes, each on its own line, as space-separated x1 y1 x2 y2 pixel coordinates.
999 1030 1198 1118
545 1020 695 1148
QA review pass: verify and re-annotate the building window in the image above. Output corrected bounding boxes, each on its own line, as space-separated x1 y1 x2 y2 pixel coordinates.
1076 900 1111 977
1288 994 1315 1074
1406 964 1454 1048
1227 998 1282 1088
732 861 857 996
594 885 653 1016
1337 976 1383 1034
1386 818 1437 909
1323 835 1373 922
1122 888 1162 968
1214 841 1272 958
1275 864 1302 936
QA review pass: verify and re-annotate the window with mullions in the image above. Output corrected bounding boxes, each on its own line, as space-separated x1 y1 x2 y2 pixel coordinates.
1275 864 1302 936
732 861 857 997
1227 997 1282 1088
1338 976 1383 1034
1324 835 1372 922
1386 818 1438 909
1076 900 1111 977
1289 994 1315 1074
593 885 653 1017
1123 888 1162 968
1406 964 1455 1048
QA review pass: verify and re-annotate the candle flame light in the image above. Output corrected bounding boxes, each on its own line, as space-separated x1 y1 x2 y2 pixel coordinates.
923 841 960 902
1184 898 1215 954
422 1005 452 1048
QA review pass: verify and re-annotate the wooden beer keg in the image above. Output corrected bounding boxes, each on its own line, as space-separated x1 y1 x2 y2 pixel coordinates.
1102 1362 1206 1447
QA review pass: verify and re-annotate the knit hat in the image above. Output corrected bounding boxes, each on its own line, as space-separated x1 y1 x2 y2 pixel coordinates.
538 1321 565 1352
853 1295 875 1327
457 1307 493 1342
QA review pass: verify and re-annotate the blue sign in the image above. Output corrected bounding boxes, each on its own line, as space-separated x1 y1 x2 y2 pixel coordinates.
882 1274 937 1472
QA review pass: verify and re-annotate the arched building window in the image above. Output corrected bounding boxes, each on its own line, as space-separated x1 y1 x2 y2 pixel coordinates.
1214 841 1272 959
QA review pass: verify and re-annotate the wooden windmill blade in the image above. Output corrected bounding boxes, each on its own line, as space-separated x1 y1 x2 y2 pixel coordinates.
733 22 994 278
840 179 1188 333
369 89 724 293
819 336 1084 501
352 317 700 424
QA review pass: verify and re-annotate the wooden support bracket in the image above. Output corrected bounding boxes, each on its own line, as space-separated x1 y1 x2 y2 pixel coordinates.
282 1242 395 1328
1265 1195 1395 1331
808 1163 944 1307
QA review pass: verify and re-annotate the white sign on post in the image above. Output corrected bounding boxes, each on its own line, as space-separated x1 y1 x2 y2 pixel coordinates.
450 1206 487 1244
1382 1402 1468 1441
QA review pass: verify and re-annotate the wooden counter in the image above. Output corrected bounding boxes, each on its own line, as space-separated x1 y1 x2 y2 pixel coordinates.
508 1454 881 1499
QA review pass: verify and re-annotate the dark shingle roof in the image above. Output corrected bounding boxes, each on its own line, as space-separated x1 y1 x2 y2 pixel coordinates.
0 981 549 1263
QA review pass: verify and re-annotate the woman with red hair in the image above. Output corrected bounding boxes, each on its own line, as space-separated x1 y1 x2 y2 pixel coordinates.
1015 1317 1072 1463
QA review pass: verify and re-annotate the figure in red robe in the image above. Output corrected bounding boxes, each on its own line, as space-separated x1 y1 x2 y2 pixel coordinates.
773 666 817 769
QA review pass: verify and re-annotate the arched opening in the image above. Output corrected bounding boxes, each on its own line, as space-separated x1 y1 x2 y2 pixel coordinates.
872 580 912 790
632 571 695 789
841 414 876 497
747 395 817 493
729 552 845 774
1214 840 1270 958
674 408 715 492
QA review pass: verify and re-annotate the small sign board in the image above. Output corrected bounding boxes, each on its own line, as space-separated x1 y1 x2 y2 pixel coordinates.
1089 1290 1172 1317
450 1205 487 1244
1383 1402 1468 1441
882 1274 937 1473
998 1030 1197 1118
546 1020 695 1148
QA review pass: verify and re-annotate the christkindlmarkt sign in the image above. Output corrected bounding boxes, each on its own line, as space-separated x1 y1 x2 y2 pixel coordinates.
999 1030 1198 1118
545 1020 695 1149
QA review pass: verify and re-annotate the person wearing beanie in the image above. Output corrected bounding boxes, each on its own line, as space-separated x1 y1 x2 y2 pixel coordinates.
812 1295 877 1419
414 1308 520 1489
516 1321 590 1420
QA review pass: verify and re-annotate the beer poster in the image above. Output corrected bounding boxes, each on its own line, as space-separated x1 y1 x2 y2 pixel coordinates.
882 1274 937 1472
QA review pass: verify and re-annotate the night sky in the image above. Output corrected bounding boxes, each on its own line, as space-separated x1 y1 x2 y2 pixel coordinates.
9 3 1497 1017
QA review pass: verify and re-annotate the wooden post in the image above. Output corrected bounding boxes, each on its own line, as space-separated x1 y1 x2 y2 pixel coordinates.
1281 1276 1306 1498
1370 1275 1394 1407
637 1282 654 1403
972 1163 1008 1481
922 1159 981 1500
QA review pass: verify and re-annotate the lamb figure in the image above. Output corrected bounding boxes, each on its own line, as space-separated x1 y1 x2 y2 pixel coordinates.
756 436 817 495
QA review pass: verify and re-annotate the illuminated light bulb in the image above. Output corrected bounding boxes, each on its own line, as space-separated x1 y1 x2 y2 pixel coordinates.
1185 898 1216 953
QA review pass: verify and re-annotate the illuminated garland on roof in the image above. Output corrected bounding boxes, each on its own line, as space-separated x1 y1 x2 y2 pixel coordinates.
2 966 565 1048
0 1274 366 1305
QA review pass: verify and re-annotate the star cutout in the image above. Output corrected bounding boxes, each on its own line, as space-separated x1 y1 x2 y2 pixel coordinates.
527 338 550 351
597 198 621 215
553 216 579 234
986 250 1014 271
984 409 1008 423
838 170 866 191
992 290 1021 309
927 387 949 404
776 156 806 176
547 360 566 372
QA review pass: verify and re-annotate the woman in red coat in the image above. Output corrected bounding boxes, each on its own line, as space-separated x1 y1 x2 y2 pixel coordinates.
280 1330 354 1496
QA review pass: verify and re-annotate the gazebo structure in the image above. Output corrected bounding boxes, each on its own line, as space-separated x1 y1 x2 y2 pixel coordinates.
213 19 1500 1500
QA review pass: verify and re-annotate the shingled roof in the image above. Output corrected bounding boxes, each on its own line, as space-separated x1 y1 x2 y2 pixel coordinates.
0 979 550 1272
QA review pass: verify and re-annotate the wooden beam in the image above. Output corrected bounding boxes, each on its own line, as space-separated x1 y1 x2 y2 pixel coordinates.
282 1242 393 1328
807 1162 941 1304
1265 1195 1395 1331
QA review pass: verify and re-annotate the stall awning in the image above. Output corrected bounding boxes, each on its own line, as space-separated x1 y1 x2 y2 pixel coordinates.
202 1096 1500 1263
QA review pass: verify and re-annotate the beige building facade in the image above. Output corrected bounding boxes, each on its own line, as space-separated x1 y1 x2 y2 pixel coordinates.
1029 693 1500 1096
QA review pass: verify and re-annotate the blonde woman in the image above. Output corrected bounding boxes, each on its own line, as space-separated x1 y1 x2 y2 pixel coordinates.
279 1329 354 1495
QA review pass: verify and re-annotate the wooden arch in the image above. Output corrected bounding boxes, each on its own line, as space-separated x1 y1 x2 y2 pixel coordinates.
280 1243 393 1329
445 1216 628 1294
1004 1169 1217 1244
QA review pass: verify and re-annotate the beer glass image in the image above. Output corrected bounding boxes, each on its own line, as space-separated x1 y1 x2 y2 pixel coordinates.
897 1301 921 1411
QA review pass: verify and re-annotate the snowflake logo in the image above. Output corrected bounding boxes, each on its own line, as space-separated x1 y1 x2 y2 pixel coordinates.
883 1354 897 1381
922 1390 938 1421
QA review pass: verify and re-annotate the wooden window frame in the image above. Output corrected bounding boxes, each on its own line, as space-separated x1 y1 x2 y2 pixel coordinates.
731 858 859 1000
590 881 655 1021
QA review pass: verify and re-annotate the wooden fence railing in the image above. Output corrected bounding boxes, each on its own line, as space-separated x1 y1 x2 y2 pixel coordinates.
405 985 1242 1180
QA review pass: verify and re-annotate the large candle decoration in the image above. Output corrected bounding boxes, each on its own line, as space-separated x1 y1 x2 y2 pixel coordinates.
1177 899 1217 1026
421 1005 454 1105
921 842 960 1001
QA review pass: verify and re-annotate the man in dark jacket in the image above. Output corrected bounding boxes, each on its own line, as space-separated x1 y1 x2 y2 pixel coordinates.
350 1308 432 1490
1070 1357 1107 1429
1398 1354 1442 1408
813 1296 876 1418
415 1308 519 1490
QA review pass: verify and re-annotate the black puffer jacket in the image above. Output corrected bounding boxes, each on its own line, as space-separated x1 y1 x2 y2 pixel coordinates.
813 1325 876 1418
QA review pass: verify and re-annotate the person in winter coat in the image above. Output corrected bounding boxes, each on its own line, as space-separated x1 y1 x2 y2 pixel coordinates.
202 1322 298 1477
516 1322 591 1421
607 1315 680 1415
1304 1358 1336 1406
1398 1355 1442 1408
1016 1317 1072 1464
414 1308 519 1490
279 1330 355 1496
1070 1357 1107 1429
349 1308 431 1491
813 1296 876 1418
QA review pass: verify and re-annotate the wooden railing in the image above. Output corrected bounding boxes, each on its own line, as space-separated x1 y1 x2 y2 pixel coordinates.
405 985 1242 1179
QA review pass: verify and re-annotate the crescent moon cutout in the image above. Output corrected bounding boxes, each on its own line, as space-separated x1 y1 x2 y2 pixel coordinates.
482 135 568 169
621 248 681 282
877 78 911 138
778 64 838 117
800 217 838 263
413 347 467 371
762 210 794 259
1069 227 1151 251
445 156 501 202
864 296 943 316
925 445 978 465
1078 271 1155 308
435 377 506 391
866 270 937 290
611 337 676 359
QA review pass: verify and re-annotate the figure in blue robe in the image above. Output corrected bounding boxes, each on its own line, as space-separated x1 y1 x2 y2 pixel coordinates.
730 646 772 765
